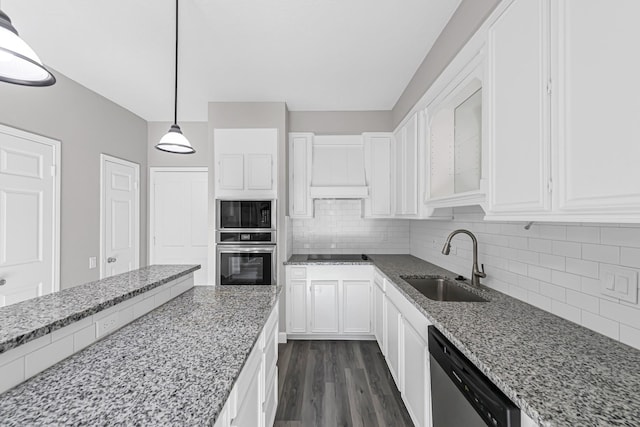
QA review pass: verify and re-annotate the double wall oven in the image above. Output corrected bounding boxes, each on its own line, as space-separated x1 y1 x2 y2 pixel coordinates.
216 200 276 286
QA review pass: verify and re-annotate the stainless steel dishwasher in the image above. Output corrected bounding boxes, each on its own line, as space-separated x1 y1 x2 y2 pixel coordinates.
428 326 520 427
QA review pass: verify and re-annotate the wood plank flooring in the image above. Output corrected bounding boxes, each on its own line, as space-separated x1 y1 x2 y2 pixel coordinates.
275 340 414 427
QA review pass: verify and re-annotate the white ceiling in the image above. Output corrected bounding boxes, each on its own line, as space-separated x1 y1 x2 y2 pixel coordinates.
3 0 461 121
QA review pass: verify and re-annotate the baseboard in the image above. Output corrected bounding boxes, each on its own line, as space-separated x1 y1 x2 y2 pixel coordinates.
278 332 288 343
285 334 376 341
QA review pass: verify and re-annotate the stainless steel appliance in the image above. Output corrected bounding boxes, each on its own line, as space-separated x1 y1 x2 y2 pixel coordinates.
216 245 276 286
428 326 520 427
217 200 275 230
216 199 276 286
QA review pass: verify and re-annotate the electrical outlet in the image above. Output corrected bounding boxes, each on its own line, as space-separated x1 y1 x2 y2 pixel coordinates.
89 257 97 269
96 312 119 338
600 265 638 304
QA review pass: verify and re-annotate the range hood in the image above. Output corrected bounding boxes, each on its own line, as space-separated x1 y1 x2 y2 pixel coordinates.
309 135 369 199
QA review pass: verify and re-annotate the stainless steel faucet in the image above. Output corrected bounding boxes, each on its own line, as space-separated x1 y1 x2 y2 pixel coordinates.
442 229 486 286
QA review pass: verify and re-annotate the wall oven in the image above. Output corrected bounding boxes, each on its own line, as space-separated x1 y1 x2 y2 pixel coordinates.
216 199 276 286
216 245 276 286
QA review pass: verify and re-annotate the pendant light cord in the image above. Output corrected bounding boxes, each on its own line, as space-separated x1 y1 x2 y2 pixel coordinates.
173 0 179 125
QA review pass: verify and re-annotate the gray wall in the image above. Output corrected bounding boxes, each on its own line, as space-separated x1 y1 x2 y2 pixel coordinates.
392 0 500 126
0 69 148 289
288 110 392 134
147 121 209 167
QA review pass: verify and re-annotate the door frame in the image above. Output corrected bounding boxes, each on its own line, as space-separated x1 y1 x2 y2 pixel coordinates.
0 123 61 292
148 166 208 266
99 154 140 279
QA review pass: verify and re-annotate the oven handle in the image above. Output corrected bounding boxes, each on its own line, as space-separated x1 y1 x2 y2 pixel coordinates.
216 245 276 254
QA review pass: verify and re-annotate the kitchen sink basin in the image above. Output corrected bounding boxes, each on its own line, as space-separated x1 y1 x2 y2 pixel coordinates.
400 276 488 302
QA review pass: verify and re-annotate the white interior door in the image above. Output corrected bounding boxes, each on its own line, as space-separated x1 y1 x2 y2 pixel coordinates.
0 125 59 307
101 155 139 278
150 168 208 285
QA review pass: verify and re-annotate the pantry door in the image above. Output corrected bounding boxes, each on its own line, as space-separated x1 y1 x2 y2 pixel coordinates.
100 154 140 279
149 168 208 285
0 124 60 307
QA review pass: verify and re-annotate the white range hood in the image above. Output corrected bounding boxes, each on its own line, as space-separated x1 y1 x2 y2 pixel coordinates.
309 135 369 199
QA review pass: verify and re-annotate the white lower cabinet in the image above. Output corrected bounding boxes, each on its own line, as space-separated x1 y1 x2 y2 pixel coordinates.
214 304 279 427
373 274 386 355
384 297 402 389
285 265 373 338
402 321 430 427
310 280 339 333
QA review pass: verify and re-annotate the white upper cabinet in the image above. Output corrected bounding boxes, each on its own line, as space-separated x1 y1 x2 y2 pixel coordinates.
214 128 277 198
363 133 394 218
395 114 419 216
486 0 551 216
484 0 640 222
552 0 640 220
289 133 313 218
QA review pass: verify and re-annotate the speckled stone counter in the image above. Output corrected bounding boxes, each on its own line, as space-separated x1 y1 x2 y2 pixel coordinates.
0 265 200 354
287 254 640 426
0 285 281 426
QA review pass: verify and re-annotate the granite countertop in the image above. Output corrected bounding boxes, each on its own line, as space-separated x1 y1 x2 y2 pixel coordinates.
0 265 200 355
0 285 281 426
363 255 640 427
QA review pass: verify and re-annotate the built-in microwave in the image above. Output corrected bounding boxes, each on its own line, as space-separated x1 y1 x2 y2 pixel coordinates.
216 245 276 286
217 200 275 231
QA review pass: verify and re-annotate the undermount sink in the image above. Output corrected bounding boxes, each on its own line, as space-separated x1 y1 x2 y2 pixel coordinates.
400 276 488 302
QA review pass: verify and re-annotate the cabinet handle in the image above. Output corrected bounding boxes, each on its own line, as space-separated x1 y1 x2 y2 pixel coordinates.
0 278 6 286
107 257 117 263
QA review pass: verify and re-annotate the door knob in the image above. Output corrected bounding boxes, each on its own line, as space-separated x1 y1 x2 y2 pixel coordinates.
107 257 117 263
0 278 5 286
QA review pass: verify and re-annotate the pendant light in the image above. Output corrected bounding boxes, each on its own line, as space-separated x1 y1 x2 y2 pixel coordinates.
155 0 194 154
0 7 56 86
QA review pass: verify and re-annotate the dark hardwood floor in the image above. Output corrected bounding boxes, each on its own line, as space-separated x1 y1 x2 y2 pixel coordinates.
274 340 414 427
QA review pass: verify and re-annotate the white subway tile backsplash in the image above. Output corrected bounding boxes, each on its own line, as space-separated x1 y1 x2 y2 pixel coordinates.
0 358 24 394
620 324 640 349
566 290 599 314
552 241 582 258
566 258 599 279
581 311 619 340
539 254 566 272
582 244 620 264
25 335 74 378
601 227 640 248
621 247 640 268
539 282 567 302
409 208 640 350
291 200 410 253
566 226 600 244
551 300 581 323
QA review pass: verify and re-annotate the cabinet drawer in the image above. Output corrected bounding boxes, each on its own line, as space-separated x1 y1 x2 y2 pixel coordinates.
374 268 386 292
289 267 307 280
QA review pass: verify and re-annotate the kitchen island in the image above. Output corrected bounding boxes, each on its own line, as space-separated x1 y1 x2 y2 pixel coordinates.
0 279 281 425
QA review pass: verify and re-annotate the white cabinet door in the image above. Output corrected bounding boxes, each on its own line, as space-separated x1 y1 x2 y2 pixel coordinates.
289 133 313 218
310 280 339 334
288 279 308 334
404 114 419 215
394 128 405 215
342 280 371 334
486 0 551 215
246 154 273 190
374 280 386 355
218 154 244 191
364 133 393 217
554 0 640 215
231 353 262 427
385 297 402 389
402 321 429 427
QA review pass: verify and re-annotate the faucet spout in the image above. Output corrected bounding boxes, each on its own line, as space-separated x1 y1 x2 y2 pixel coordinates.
442 229 486 286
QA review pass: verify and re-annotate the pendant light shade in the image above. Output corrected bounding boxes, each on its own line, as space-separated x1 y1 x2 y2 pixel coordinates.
0 10 55 86
155 0 194 154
